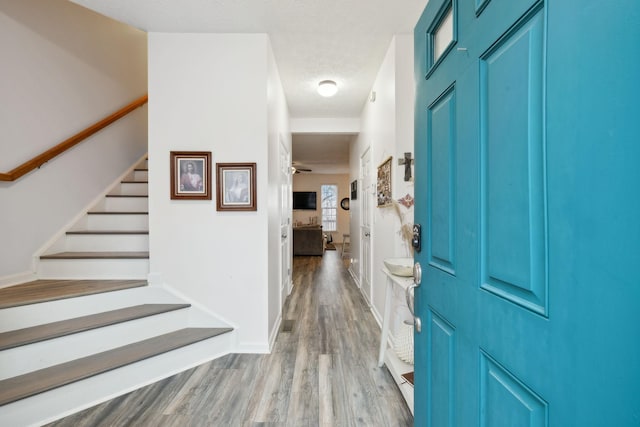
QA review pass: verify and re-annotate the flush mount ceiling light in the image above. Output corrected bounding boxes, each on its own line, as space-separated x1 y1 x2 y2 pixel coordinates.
317 80 338 97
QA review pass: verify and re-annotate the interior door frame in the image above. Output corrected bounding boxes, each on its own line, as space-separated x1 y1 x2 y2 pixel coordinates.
279 138 293 303
359 146 373 304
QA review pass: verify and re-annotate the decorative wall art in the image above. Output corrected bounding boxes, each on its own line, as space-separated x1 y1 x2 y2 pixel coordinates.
340 197 350 210
377 156 393 207
216 163 257 211
350 180 358 200
170 151 212 200
397 152 414 181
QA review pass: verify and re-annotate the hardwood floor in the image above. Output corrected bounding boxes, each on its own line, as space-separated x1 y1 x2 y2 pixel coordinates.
47 251 413 426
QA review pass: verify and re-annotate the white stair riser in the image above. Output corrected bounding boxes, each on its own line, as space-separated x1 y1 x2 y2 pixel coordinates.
0 309 191 379
37 258 149 280
64 234 149 252
133 170 148 181
84 214 149 231
93 197 148 212
0 287 185 332
109 182 148 196
67 214 148 232
0 332 233 427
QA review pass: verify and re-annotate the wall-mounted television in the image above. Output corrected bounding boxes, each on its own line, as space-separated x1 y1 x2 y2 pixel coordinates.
293 191 317 210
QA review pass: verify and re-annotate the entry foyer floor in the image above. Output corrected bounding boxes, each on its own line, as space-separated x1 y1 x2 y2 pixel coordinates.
48 251 412 426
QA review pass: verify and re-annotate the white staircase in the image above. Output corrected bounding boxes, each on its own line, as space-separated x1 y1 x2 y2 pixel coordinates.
0 283 234 426
37 158 150 279
0 157 236 425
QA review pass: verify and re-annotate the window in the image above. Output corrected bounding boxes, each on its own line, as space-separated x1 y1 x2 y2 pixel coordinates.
433 6 454 63
321 184 337 231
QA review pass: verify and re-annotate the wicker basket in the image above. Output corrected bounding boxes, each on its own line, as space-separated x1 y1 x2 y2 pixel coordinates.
394 321 414 365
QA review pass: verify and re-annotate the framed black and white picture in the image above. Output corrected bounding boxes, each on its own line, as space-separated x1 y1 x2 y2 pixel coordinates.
216 163 257 211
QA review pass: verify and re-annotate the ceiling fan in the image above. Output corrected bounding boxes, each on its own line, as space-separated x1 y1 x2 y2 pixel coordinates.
291 162 312 174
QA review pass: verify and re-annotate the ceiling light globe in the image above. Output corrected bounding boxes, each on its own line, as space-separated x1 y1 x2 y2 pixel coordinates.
318 80 338 97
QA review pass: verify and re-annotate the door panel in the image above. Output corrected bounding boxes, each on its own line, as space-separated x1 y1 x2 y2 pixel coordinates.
426 309 455 427
414 1 640 426
479 5 546 315
480 351 547 427
427 85 456 274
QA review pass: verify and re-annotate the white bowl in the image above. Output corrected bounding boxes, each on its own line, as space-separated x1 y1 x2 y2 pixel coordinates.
384 258 414 277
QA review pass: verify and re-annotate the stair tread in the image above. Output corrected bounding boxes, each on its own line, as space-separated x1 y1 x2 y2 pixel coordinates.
40 251 149 260
0 327 233 406
87 211 148 215
0 280 147 309
66 230 149 235
121 180 148 184
0 303 190 351
105 194 148 198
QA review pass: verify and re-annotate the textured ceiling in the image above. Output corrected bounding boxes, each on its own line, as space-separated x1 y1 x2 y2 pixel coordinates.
71 0 427 118
70 0 428 172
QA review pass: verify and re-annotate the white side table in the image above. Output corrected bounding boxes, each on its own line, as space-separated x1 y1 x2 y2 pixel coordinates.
379 267 415 413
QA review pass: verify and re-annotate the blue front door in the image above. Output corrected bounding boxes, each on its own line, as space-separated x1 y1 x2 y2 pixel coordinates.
413 0 640 425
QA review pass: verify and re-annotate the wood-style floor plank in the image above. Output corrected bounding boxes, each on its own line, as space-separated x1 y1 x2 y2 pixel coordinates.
0 303 190 351
0 327 232 406
0 280 147 309
46 252 412 426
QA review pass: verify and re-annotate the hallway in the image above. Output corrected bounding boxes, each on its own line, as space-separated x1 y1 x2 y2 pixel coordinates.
48 251 413 426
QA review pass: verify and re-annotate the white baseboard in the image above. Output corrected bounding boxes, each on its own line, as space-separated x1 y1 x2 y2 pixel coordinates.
348 266 359 287
0 270 37 289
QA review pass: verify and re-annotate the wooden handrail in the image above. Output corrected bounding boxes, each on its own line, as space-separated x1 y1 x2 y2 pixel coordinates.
0 94 148 182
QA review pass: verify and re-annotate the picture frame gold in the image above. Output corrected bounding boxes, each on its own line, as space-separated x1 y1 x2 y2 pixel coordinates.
377 156 392 207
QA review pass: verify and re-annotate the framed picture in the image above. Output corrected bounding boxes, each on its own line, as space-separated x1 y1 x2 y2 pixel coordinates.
170 151 212 200
350 180 358 200
216 163 257 211
377 156 392 207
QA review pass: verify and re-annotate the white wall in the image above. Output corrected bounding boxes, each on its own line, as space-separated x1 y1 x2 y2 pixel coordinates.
349 35 415 324
292 173 351 242
148 33 287 353
0 0 147 282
